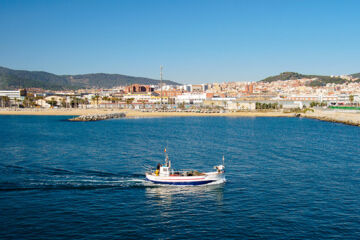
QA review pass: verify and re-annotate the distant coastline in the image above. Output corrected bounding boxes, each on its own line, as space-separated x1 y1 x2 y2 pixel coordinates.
0 108 359 127
0 108 292 117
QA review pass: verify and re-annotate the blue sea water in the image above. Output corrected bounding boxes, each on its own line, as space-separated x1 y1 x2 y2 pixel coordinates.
0 115 360 239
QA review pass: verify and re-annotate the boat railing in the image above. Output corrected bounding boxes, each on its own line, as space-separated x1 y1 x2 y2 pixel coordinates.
145 166 206 176
170 169 196 173
168 169 206 176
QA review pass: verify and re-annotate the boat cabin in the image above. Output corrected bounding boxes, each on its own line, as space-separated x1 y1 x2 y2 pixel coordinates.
159 166 170 176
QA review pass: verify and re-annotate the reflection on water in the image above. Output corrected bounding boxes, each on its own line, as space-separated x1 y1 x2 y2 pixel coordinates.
145 182 225 206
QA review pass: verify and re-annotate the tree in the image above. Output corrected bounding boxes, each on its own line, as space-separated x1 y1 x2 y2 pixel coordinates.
349 95 354 105
35 96 44 100
223 101 227 109
255 102 261 110
102 96 111 108
139 100 146 109
79 98 89 109
71 97 81 108
60 98 67 108
1 96 10 108
92 95 100 108
70 96 76 108
15 98 22 108
126 98 134 109
178 102 185 110
46 97 57 108
116 97 124 108
110 97 117 108
23 96 36 108
22 97 28 108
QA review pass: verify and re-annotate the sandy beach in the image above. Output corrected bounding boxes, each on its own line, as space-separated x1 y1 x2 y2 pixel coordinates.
0 108 124 116
0 108 293 117
126 110 294 118
1 108 359 126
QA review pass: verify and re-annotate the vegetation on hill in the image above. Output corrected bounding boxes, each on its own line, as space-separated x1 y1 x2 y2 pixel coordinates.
306 76 347 86
260 71 348 86
260 72 308 82
0 66 179 90
351 73 360 79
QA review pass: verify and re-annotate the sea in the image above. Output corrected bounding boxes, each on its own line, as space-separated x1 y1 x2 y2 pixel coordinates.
0 115 359 239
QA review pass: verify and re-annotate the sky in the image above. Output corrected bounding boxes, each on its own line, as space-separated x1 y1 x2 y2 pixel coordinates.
0 0 360 84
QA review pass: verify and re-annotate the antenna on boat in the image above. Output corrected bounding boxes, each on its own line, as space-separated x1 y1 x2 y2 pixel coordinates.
222 155 225 166
164 147 170 167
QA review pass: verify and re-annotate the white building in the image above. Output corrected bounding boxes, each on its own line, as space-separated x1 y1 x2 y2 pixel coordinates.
282 101 303 109
0 90 24 106
227 102 256 110
176 93 206 104
0 90 21 99
35 99 51 108
180 84 192 92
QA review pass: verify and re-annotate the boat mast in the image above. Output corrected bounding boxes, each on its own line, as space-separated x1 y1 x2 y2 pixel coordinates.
164 147 171 168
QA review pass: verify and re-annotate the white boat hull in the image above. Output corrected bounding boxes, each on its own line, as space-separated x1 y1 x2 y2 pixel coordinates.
145 172 225 185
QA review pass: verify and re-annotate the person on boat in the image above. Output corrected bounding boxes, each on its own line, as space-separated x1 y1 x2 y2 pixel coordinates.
155 163 161 176
215 165 225 173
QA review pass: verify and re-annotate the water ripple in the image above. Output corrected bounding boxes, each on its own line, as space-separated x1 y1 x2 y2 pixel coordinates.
0 116 360 239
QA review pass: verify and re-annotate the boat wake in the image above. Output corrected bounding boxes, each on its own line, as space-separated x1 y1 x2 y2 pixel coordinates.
206 178 227 185
0 165 150 191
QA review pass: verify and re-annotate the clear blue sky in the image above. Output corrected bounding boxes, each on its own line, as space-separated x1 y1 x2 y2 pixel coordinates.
0 0 359 84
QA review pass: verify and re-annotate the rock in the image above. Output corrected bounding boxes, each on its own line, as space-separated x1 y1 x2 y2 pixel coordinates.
68 112 126 122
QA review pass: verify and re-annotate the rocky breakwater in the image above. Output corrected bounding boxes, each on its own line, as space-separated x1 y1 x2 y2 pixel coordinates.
69 112 126 121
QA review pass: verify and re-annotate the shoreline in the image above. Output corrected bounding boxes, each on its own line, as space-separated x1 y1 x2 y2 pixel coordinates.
0 108 359 127
0 108 293 117
302 110 360 127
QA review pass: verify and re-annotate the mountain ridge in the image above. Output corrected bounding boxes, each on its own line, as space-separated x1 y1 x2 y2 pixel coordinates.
0 66 179 90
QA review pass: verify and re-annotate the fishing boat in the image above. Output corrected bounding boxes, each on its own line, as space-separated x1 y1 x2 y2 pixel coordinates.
145 149 225 185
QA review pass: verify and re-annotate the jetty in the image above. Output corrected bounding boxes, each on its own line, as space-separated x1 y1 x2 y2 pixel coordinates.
68 112 126 121
302 110 360 127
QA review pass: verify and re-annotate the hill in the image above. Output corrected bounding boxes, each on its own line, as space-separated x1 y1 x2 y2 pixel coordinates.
0 66 179 90
351 73 360 79
260 72 308 82
260 72 348 86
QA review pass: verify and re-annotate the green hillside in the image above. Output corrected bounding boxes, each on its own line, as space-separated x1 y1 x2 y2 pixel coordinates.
0 66 179 90
260 72 307 82
351 73 360 79
260 72 348 86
